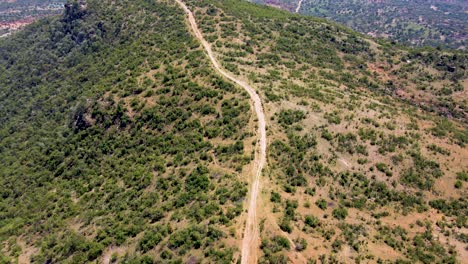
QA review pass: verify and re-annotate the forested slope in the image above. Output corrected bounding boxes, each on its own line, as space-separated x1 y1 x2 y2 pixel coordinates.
0 0 254 262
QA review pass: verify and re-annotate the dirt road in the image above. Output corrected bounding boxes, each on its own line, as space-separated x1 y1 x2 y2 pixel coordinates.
295 0 304 13
174 1 266 263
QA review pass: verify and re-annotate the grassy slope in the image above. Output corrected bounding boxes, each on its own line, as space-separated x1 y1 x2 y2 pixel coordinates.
187 0 467 262
0 0 254 263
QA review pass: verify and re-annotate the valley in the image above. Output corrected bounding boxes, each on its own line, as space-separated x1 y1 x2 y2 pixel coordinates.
0 0 65 37
253 0 468 50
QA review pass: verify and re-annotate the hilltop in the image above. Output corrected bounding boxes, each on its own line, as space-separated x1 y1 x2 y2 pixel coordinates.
0 0 466 263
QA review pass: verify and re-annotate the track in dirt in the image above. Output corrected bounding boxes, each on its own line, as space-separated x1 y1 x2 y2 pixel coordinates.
295 0 304 13
174 1 267 263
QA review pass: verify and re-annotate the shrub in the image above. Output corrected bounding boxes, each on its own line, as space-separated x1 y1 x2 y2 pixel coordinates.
456 171 467 181
261 236 290 254
185 165 210 193
270 192 282 203
400 153 443 190
376 163 393 177
315 199 328 210
294 238 307 251
138 231 163 253
321 129 333 141
279 218 293 233
332 207 348 220
277 109 306 128
304 215 320 228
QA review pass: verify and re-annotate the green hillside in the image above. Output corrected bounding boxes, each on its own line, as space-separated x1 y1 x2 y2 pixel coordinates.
0 1 252 263
0 0 466 263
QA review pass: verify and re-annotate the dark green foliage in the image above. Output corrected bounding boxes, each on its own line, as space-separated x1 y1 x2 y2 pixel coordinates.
120 254 155 264
34 232 104 263
376 226 408 252
321 129 333 141
331 239 343 252
1 0 466 262
333 172 427 212
430 119 467 146
337 224 367 252
336 133 367 155
278 199 298 233
0 254 10 264
138 225 170 253
270 192 282 203
279 218 293 233
324 111 341 124
0 0 247 261
261 236 290 254
429 198 467 220
270 132 319 189
315 199 327 210
426 144 450 156
408 228 457 264
216 141 244 156
168 225 224 252
304 215 320 228
400 153 443 190
378 135 409 154
186 165 210 193
305 187 316 196
277 109 306 128
332 207 348 220
375 163 393 177
456 171 468 182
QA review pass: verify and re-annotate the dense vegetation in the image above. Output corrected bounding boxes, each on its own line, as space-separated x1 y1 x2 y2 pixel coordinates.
255 0 468 50
0 0 252 262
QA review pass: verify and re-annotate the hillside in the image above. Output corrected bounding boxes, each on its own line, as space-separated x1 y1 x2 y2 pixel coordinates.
0 1 253 263
0 0 467 263
203 0 467 121
253 0 468 50
188 0 467 262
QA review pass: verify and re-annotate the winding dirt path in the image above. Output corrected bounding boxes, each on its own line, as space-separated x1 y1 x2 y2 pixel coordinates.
295 0 304 13
174 1 266 263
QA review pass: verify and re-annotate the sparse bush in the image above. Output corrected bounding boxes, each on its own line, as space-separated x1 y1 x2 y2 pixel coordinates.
315 199 328 210
332 207 348 220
